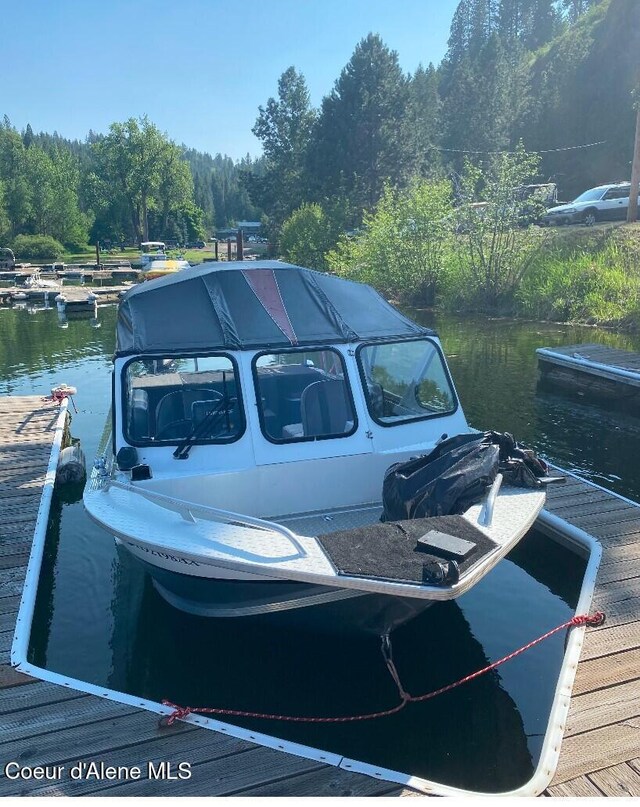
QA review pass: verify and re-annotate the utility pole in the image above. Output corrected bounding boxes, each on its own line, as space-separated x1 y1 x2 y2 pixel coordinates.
628 101 640 223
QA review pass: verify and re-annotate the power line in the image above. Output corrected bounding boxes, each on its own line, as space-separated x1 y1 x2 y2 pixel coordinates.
434 140 606 155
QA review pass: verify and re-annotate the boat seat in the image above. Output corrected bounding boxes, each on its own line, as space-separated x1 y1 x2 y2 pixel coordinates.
129 389 150 440
282 380 353 439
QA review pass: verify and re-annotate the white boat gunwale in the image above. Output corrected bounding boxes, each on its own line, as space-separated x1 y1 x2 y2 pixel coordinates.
85 476 545 602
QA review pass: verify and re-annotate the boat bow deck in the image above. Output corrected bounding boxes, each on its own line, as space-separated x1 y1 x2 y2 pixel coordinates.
84 480 545 601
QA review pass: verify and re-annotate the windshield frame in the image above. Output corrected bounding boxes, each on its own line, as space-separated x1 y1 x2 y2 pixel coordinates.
355 336 459 428
121 352 246 447
251 346 359 445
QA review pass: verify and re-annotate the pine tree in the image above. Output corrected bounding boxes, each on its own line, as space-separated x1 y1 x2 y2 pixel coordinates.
562 0 601 23
308 34 418 217
248 66 316 234
410 64 443 177
22 123 34 149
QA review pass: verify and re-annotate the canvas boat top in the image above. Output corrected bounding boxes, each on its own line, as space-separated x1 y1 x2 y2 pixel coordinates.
115 260 433 356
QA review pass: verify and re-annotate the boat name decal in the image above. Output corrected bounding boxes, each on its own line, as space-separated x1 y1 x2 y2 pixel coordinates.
125 542 200 566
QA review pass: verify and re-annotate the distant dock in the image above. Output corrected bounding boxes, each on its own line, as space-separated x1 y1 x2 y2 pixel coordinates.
537 344 640 402
1 396 639 795
0 285 130 308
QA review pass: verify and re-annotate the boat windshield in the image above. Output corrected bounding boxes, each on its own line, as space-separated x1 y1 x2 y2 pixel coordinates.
253 349 357 443
140 242 165 253
123 355 244 444
357 339 456 425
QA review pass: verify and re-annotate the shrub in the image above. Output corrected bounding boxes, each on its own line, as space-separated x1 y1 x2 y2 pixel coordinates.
280 204 334 271
451 147 548 312
327 180 454 304
12 234 65 260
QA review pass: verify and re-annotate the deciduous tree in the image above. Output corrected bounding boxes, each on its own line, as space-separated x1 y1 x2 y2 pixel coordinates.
92 116 198 243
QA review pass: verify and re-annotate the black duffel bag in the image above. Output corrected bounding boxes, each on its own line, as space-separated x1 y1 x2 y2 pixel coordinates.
381 431 549 522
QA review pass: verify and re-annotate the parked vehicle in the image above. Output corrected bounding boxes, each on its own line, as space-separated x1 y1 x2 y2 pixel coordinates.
541 182 638 226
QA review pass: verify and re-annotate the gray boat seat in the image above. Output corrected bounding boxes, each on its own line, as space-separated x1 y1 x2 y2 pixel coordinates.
129 388 150 440
282 380 353 439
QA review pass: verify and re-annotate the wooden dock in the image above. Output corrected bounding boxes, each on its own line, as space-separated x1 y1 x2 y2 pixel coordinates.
1 395 639 796
537 343 640 403
0 285 130 307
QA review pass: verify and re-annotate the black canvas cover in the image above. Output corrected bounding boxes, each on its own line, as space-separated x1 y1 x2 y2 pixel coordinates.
381 431 550 522
115 260 433 357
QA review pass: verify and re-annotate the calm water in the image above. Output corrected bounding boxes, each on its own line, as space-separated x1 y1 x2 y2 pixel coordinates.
3 301 639 793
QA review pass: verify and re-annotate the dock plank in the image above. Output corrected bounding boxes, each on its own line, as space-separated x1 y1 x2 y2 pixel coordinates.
1 695 140 745
546 775 605 797
565 679 640 737
588 763 640 797
553 721 640 784
571 648 640 695
0 726 254 798
238 765 406 797
0 680 86 716
0 663 32 688
0 710 199 770
88 745 325 797
580 622 640 661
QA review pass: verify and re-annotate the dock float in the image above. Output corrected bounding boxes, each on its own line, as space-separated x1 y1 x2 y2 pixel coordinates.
0 286 130 308
537 343 640 402
0 395 639 796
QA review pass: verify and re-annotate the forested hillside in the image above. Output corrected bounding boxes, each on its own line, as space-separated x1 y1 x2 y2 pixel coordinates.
0 0 637 255
250 0 639 239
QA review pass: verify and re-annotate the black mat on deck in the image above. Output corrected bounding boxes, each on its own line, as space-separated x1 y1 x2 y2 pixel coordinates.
317 516 499 587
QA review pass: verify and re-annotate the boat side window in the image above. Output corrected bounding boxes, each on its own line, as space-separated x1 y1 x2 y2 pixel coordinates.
253 349 357 443
123 355 244 445
357 339 457 426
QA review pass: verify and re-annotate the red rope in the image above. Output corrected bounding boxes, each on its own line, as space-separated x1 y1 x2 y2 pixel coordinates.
160 611 605 727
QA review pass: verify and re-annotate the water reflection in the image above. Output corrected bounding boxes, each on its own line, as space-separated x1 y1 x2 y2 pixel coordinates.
0 304 620 791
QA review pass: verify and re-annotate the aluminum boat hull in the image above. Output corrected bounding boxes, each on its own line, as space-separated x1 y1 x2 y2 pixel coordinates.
136 554 434 635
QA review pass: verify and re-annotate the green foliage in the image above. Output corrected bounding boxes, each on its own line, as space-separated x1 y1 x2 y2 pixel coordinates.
12 233 64 260
280 204 336 271
517 240 639 322
249 67 316 237
0 120 89 248
449 146 548 311
517 0 637 199
90 116 201 244
409 64 443 177
327 179 454 303
179 151 261 233
308 34 419 217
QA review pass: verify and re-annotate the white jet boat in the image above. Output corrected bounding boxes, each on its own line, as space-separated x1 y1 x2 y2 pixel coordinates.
84 260 546 635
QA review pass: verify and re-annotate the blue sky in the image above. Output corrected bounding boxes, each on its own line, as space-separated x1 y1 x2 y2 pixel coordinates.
3 0 459 160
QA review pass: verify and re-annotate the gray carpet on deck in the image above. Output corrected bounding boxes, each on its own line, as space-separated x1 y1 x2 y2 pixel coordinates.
317 515 498 586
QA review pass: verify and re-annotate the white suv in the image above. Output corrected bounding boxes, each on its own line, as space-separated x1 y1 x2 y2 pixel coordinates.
542 182 638 226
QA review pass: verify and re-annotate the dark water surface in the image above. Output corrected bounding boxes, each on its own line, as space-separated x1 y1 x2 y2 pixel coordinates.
3 303 638 793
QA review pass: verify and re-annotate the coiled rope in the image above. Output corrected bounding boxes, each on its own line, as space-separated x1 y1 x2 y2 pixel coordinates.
160 611 604 727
